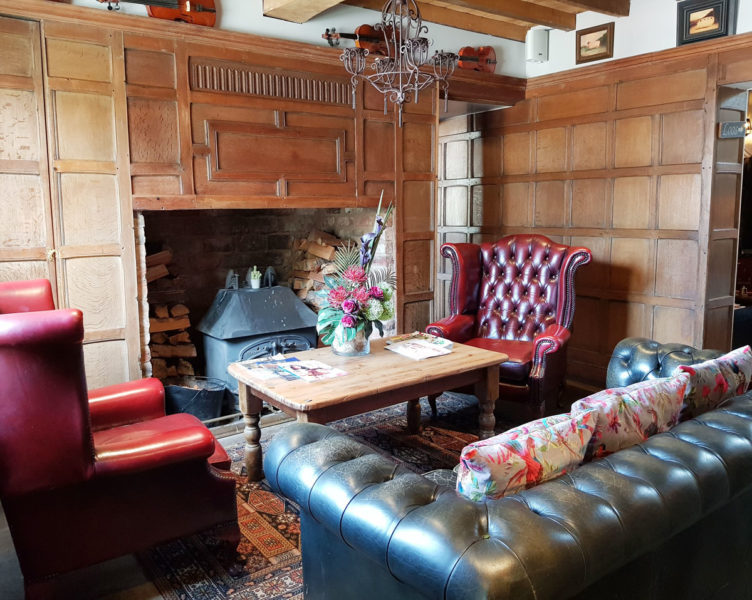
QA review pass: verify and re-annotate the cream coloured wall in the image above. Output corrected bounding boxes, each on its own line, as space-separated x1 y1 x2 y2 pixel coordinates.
527 0 752 77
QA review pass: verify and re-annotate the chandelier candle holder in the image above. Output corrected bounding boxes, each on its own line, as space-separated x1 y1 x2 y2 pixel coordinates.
340 0 457 126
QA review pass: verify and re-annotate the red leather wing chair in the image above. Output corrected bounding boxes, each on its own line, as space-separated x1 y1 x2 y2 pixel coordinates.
0 278 232 469
426 234 592 419
0 278 55 313
0 309 240 599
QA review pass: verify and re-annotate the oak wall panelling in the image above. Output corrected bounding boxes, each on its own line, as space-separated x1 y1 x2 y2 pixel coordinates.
2 0 513 372
437 35 752 390
0 17 55 288
42 20 139 388
0 13 139 389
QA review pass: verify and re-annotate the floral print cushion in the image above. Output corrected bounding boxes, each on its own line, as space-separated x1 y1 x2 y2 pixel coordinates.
674 345 752 420
570 373 690 462
455 410 597 501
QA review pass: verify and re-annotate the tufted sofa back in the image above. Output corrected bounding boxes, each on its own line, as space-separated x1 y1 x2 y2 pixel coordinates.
475 235 583 341
606 337 723 388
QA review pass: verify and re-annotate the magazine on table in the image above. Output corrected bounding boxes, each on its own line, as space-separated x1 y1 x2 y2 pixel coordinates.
385 332 453 360
386 331 453 348
237 355 347 382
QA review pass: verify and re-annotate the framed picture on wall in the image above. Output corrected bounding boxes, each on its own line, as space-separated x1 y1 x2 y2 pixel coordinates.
677 0 738 46
575 22 615 65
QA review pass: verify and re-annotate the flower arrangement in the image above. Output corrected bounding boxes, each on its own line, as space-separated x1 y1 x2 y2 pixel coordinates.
316 198 395 353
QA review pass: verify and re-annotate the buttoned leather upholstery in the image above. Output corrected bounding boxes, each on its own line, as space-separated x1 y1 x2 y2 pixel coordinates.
0 309 239 598
265 391 752 600
606 337 723 388
427 235 592 417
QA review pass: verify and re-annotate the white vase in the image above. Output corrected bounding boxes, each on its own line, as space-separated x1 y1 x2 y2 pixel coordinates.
250 279 260 289
331 326 370 357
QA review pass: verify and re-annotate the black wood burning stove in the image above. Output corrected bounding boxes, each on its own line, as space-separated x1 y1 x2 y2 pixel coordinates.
197 285 318 395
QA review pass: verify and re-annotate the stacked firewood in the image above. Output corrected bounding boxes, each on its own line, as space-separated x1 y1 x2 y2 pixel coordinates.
145 248 197 379
292 230 345 311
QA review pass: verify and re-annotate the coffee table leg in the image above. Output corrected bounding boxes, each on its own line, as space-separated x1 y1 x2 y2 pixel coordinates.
238 383 263 481
475 364 499 439
406 398 421 433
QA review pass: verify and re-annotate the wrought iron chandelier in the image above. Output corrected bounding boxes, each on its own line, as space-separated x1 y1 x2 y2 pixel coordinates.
339 0 457 126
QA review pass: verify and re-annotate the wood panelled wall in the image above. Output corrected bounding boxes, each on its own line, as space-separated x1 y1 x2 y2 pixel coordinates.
1 0 503 381
0 15 138 388
439 33 752 389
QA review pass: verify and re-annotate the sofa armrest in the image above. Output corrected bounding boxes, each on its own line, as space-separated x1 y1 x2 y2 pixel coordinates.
530 324 570 379
425 314 475 343
606 337 723 389
88 378 166 432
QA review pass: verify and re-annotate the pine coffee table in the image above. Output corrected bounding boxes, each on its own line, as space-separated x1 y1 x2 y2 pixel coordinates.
228 338 506 481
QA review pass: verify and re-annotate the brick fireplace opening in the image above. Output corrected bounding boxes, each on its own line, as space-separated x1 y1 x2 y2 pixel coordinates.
134 207 395 386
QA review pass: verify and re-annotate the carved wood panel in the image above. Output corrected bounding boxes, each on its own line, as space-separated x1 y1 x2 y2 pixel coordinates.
190 68 358 202
123 40 185 198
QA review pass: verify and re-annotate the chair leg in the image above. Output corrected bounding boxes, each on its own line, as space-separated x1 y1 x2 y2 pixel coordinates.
213 519 244 577
427 394 439 418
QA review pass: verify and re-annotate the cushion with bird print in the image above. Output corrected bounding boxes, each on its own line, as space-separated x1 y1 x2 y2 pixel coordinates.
455 409 597 501
570 372 691 462
674 345 752 420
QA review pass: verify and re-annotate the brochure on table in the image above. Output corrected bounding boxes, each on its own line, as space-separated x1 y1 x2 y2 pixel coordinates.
385 331 453 360
237 355 347 383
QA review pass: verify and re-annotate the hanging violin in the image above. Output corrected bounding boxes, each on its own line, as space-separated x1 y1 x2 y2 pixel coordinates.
322 26 391 57
96 0 216 27
457 46 497 73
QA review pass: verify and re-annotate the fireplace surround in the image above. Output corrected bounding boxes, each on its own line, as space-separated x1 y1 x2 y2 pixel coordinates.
134 207 394 384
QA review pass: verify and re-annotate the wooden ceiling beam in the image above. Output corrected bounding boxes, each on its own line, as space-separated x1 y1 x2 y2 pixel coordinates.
345 0 530 42
263 0 347 23
554 0 630 17
427 0 575 30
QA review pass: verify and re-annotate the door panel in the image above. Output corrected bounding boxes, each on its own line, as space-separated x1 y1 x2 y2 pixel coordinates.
43 22 139 385
0 17 54 287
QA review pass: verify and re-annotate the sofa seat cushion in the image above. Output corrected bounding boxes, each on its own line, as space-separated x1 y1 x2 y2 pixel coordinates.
571 373 690 461
456 410 597 501
464 338 532 382
675 345 752 420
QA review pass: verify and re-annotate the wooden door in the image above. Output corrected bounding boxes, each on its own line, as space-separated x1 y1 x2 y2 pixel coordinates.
42 21 139 387
0 17 55 287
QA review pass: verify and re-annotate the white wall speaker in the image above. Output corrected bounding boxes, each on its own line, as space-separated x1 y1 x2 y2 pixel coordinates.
525 29 549 63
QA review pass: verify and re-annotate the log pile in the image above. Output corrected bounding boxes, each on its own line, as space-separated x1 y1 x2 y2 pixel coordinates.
145 248 197 379
293 230 346 311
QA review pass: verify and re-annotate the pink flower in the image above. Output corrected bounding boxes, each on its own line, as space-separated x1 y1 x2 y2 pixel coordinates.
343 266 367 285
354 287 371 304
342 299 358 314
327 286 348 309
340 314 356 328
369 286 384 300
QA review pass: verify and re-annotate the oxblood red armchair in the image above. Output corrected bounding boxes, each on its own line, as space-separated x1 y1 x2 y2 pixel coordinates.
0 278 55 314
0 309 239 599
426 234 592 419
0 279 235 464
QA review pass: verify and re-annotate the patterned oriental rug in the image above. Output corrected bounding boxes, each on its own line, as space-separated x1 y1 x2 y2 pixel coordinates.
138 394 514 600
